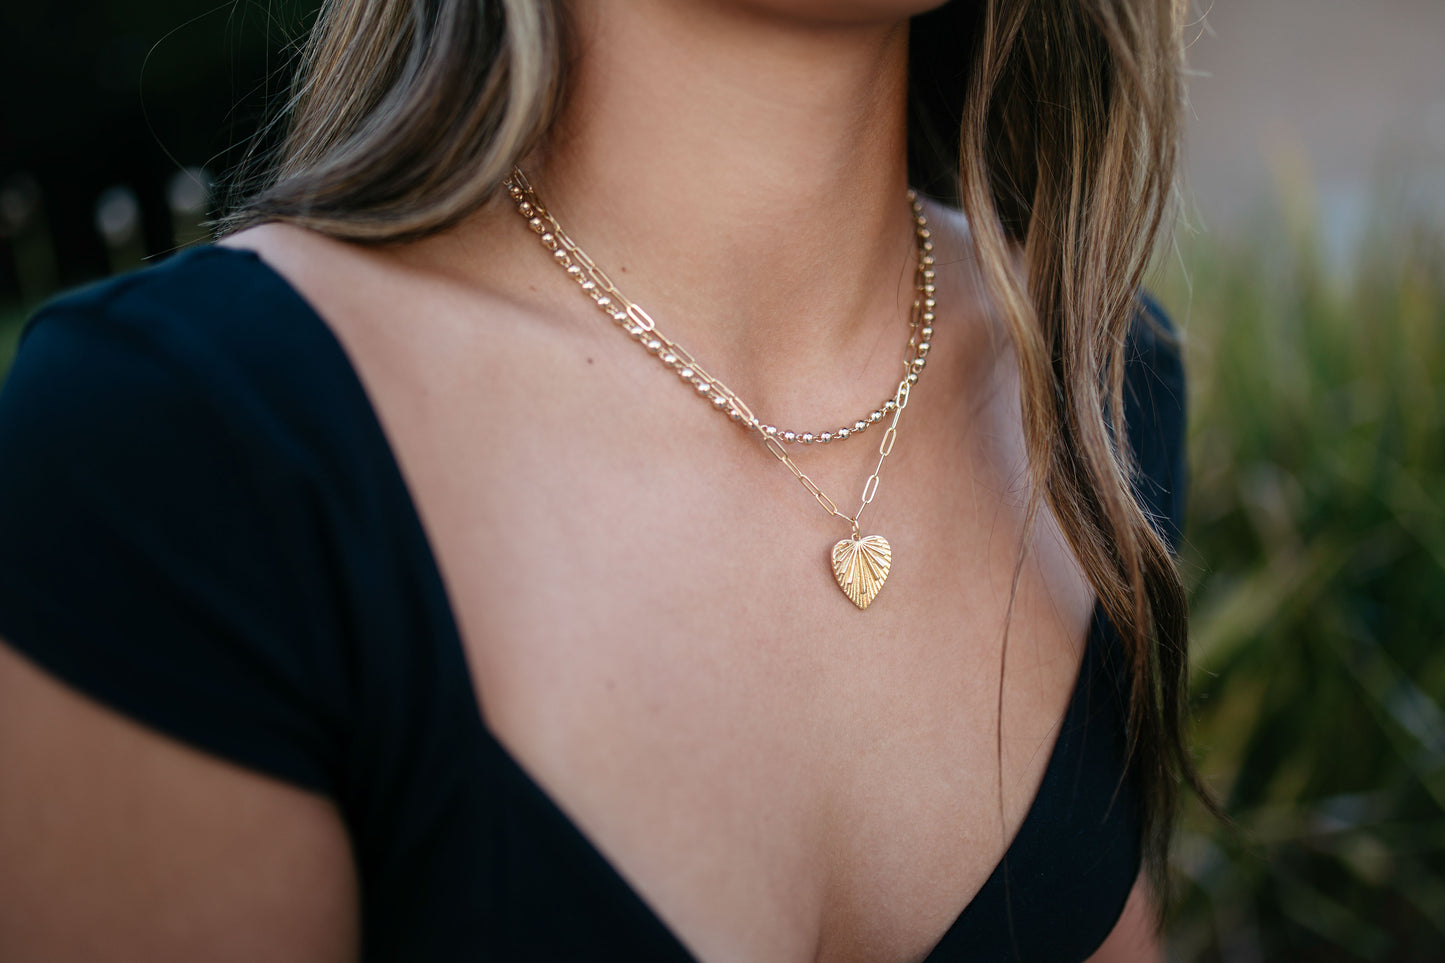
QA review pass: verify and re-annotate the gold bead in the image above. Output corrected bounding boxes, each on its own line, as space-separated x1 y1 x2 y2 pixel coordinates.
510 167 936 533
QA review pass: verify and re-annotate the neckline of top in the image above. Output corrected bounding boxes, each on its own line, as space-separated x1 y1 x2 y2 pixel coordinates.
193 242 1116 963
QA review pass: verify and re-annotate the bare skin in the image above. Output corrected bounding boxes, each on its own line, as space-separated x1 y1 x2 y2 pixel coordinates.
0 642 360 963
0 1 1161 960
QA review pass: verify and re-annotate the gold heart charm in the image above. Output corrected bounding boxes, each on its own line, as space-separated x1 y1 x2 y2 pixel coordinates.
831 534 892 610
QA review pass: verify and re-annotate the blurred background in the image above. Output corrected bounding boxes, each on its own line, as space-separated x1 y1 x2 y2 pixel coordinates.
1162 4 1445 961
1 2 1442 959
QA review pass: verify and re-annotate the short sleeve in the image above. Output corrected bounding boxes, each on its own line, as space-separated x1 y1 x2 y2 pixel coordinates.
1123 293 1188 554
0 273 351 797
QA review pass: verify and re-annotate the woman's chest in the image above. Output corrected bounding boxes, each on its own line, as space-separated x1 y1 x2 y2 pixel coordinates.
351 336 1095 963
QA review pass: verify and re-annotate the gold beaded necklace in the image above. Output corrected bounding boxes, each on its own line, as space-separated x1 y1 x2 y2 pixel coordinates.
504 168 935 609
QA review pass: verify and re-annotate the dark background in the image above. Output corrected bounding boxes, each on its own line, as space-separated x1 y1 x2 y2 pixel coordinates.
0 0 314 296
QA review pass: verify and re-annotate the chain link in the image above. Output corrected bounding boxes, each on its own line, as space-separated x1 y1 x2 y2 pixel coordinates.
505 167 936 535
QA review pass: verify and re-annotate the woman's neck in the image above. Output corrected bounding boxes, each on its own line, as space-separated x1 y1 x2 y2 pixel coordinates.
525 1 922 383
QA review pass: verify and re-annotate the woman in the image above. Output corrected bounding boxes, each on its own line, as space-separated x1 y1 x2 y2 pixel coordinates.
0 0 1205 960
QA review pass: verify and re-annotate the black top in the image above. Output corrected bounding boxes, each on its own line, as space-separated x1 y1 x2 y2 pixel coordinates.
0 245 1188 962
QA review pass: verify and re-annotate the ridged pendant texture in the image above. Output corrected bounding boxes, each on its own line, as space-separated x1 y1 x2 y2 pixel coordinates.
830 534 892 609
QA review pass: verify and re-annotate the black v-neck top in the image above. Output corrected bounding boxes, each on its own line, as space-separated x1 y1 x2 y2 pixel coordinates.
0 245 1188 962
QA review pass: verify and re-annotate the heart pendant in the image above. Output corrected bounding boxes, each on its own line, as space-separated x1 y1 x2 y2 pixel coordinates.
830 534 892 610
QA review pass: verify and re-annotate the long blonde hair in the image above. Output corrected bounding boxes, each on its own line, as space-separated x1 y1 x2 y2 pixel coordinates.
222 0 1211 903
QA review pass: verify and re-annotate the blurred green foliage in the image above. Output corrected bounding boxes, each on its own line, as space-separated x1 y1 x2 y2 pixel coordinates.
1161 200 1445 960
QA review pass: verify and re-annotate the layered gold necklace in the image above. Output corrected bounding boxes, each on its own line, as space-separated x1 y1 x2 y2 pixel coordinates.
504 168 935 609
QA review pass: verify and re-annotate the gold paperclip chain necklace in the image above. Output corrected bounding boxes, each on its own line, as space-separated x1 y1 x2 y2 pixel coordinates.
504 168 936 609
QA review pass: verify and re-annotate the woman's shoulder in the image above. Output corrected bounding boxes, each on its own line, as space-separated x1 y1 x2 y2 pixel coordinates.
17 236 335 397
5 235 386 478
32 241 290 326
1122 291 1188 550
1125 291 1185 395
0 242 383 798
